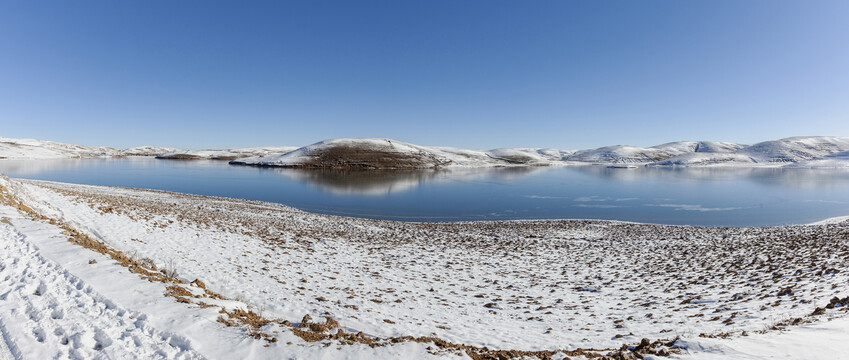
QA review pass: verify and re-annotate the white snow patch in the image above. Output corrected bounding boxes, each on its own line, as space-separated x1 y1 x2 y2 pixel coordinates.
158 146 298 160
673 316 849 360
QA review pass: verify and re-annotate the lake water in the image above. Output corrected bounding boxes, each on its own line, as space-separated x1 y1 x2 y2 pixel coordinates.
2 157 849 226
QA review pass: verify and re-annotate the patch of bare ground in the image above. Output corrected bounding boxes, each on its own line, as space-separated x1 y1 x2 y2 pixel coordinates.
6 177 849 358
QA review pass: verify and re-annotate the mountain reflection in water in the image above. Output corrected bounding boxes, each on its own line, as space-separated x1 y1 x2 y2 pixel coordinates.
261 167 546 195
1 158 848 226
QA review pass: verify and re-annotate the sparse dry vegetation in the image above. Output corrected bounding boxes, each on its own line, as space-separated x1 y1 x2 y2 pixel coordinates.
3 176 848 359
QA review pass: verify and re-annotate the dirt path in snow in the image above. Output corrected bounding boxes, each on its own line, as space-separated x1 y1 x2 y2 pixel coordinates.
0 222 205 360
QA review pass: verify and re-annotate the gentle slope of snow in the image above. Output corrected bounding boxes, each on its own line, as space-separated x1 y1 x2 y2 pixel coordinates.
121 146 182 157
736 136 849 163
157 146 298 160
786 150 849 169
651 141 745 155
0 137 121 159
673 316 849 360
566 145 672 164
649 153 758 167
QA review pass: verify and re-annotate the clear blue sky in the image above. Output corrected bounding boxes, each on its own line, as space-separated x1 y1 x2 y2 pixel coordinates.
1 1 848 150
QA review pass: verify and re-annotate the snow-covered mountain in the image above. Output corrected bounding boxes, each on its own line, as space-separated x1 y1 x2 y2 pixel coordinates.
0 137 297 160
786 150 849 169
233 138 463 169
736 136 849 163
649 152 758 167
653 136 849 167
121 146 182 157
4 135 849 168
156 146 299 160
0 137 179 159
430 146 567 166
566 145 673 164
231 138 566 169
0 137 122 159
483 148 559 165
651 140 745 155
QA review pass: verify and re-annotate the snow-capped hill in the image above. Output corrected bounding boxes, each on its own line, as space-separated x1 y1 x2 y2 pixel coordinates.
426 146 495 166
231 138 455 169
157 146 298 160
231 138 565 168
650 137 849 167
694 141 747 153
428 146 558 166
121 146 182 157
485 148 552 165
737 136 849 163
786 150 849 169
536 148 576 160
567 145 672 164
649 152 758 167
651 141 745 155
6 135 849 169
0 137 121 159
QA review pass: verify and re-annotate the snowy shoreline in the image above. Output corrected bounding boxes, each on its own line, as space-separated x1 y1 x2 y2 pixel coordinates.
1 176 848 359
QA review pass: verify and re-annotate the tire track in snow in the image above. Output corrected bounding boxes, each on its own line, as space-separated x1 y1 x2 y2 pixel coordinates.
0 222 205 359
0 319 18 360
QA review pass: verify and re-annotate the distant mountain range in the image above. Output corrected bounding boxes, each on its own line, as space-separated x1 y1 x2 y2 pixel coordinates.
0 137 295 160
231 136 849 169
3 136 849 169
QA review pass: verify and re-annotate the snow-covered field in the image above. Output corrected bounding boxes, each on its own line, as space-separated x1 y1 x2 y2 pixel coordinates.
1 175 847 359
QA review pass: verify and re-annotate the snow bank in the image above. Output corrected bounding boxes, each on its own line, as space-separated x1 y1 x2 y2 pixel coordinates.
673 316 849 360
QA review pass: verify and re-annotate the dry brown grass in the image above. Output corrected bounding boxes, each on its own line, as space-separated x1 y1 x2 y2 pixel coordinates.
9 177 849 359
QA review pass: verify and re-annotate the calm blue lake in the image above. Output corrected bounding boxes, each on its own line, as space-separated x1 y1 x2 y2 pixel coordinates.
2 157 849 226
